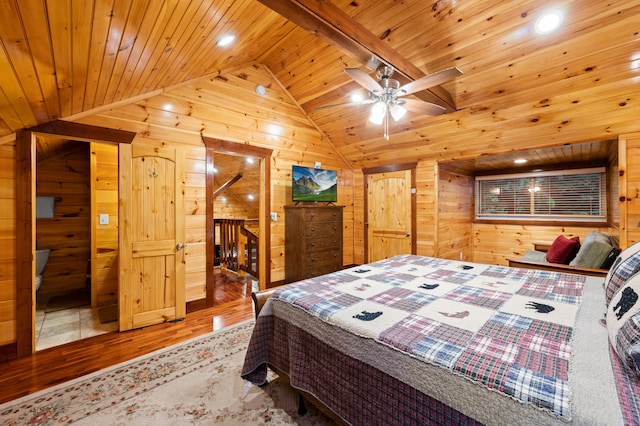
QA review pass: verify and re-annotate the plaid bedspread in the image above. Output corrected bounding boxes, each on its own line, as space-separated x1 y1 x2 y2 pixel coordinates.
260 255 586 420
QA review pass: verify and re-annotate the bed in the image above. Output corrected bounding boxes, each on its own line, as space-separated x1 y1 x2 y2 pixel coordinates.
241 246 640 425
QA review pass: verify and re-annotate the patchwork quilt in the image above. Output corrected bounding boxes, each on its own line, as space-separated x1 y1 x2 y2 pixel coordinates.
273 254 586 420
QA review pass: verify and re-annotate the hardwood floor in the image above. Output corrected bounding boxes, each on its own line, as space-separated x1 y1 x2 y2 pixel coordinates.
0 270 255 405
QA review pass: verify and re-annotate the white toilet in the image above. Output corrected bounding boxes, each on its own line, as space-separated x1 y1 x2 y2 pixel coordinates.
35 249 50 291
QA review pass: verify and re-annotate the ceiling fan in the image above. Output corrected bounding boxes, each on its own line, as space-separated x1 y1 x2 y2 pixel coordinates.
318 65 463 140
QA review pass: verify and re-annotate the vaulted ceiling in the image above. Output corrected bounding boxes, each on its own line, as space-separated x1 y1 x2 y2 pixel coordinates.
0 0 637 169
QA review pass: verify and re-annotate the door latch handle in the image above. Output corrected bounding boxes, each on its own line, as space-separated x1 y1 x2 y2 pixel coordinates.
176 243 184 250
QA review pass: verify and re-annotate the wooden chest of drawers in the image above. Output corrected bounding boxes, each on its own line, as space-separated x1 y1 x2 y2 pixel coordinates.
284 205 343 283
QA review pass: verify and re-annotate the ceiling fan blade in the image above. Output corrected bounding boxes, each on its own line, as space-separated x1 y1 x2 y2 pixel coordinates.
397 67 463 97
344 68 383 93
315 99 374 111
402 98 446 116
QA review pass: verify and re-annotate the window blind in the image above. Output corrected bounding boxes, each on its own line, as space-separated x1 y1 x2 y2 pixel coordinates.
475 167 606 221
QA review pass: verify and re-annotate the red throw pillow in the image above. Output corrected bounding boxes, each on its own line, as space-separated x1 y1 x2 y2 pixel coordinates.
546 235 581 264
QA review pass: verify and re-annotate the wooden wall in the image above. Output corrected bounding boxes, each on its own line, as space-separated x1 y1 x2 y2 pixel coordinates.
214 199 256 219
437 164 474 261
184 146 207 302
72 64 354 296
435 154 620 265
352 170 365 265
36 142 90 295
415 160 438 257
619 133 640 248
0 143 16 345
91 142 118 305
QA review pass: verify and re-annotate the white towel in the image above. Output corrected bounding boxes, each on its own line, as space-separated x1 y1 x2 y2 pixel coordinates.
36 196 55 218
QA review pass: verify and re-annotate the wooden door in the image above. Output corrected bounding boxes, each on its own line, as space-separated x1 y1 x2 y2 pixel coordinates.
119 145 185 331
367 169 413 262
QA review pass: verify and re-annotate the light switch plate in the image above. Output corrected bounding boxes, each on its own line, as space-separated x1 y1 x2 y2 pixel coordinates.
270 212 278 221
99 214 109 225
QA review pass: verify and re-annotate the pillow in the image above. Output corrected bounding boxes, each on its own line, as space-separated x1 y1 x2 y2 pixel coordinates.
545 235 580 264
605 241 640 306
607 274 640 374
569 231 613 269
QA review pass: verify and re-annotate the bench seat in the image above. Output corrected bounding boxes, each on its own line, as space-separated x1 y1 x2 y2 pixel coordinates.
507 240 612 278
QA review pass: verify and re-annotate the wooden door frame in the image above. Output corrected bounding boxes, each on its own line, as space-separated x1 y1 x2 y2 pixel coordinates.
13 121 135 359
199 137 272 310
362 162 417 264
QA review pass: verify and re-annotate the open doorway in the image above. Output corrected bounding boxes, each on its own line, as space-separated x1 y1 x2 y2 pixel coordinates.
212 151 260 301
33 137 119 349
15 121 135 358
203 137 272 307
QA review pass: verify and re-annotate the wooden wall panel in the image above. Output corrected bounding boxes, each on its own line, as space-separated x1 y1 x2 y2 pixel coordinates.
183 146 206 302
91 142 118 305
619 133 640 248
415 160 437 257
352 169 365 265
437 165 473 261
36 143 90 295
626 147 640 246
0 143 16 345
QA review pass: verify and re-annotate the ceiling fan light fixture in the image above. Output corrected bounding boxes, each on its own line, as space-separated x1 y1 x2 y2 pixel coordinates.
390 103 407 121
326 64 462 139
350 92 365 103
369 101 387 125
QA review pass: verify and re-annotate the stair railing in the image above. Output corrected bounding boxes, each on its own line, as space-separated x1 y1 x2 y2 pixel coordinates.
214 218 259 279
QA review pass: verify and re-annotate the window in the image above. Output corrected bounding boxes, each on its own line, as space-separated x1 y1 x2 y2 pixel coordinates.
475 167 606 222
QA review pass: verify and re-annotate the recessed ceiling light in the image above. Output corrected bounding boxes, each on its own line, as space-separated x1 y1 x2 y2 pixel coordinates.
514 158 528 164
217 34 236 47
266 124 283 136
535 11 563 34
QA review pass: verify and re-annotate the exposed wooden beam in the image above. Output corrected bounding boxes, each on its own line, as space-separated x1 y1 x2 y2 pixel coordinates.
214 174 243 198
257 0 457 112
27 120 136 144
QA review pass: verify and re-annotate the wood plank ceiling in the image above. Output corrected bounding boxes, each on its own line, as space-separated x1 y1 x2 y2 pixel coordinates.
0 0 636 169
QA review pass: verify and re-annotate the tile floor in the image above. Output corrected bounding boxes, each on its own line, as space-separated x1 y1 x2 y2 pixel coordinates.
35 304 118 351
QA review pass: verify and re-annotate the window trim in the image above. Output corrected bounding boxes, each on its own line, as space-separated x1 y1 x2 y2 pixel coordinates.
475 166 607 223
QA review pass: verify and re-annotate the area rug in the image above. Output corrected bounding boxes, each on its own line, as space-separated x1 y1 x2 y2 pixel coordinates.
0 320 334 425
